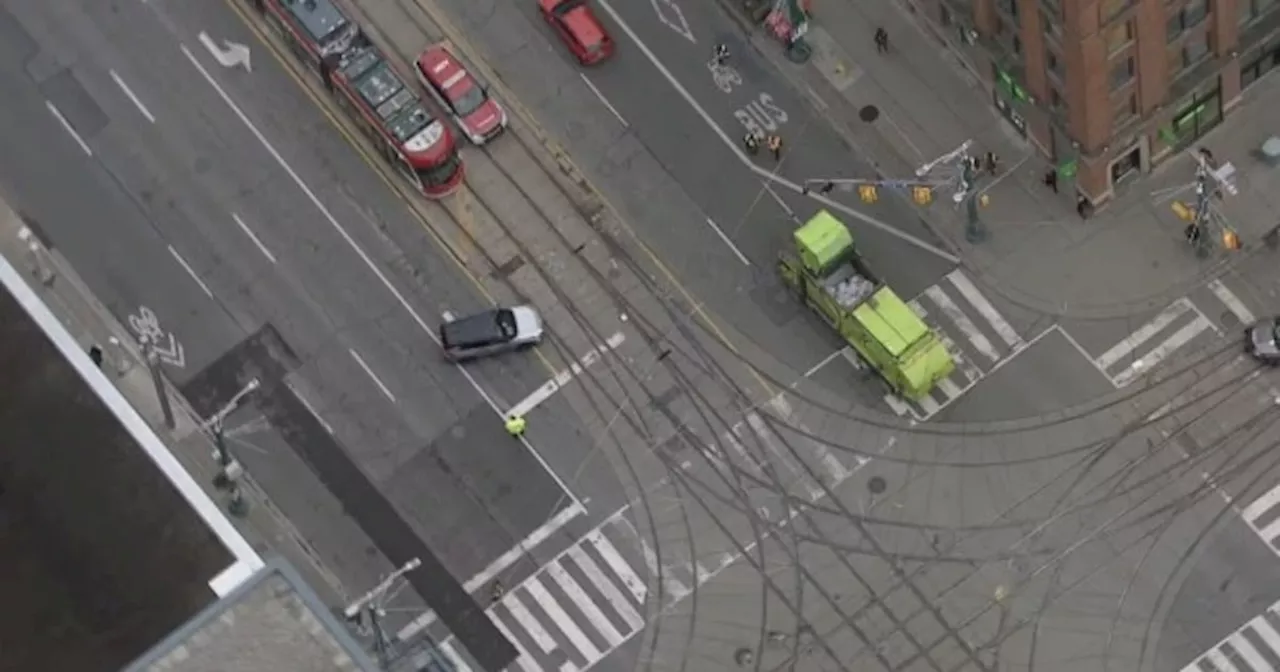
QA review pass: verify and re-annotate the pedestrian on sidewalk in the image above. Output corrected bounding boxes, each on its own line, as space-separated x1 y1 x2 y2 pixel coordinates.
983 151 999 175
1042 169 1058 194
1075 195 1093 219
88 345 104 369
744 131 761 155
874 28 889 53
767 134 783 161
490 580 506 604
504 414 527 438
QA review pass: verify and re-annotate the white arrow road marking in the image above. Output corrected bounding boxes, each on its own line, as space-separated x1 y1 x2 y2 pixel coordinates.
198 32 252 72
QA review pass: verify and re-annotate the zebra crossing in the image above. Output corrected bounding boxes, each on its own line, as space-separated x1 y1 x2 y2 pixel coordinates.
1182 602 1280 671
422 518 651 672
1090 276 1263 389
882 269 1026 420
1243 482 1280 556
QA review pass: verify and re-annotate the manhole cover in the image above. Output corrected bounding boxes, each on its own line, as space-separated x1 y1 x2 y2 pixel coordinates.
859 105 880 122
868 476 886 494
1220 311 1240 329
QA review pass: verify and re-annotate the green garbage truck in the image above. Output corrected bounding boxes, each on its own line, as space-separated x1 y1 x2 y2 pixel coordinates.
778 210 955 400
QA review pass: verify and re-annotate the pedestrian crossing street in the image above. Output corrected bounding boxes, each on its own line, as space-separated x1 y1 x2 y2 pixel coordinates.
880 269 1027 421
418 516 651 672
1091 277 1260 389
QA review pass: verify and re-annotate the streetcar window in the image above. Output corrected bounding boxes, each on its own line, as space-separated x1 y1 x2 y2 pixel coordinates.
417 154 462 188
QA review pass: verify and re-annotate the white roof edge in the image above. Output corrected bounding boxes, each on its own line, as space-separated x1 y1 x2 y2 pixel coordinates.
0 254 265 590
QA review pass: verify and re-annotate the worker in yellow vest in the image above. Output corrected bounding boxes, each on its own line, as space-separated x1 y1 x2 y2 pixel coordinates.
504 415 527 438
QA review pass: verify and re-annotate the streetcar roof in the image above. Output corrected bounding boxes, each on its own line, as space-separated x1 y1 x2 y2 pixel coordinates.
282 0 352 46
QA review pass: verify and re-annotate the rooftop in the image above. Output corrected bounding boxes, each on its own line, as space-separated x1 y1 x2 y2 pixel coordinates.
0 251 377 672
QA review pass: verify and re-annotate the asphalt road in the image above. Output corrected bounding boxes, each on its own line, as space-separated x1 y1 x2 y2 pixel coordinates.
0 0 608 643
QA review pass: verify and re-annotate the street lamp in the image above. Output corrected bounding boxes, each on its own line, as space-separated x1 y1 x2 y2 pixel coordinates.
202 378 261 516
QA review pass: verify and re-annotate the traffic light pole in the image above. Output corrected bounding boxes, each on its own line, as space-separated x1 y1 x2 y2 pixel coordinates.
202 378 260 517
345 558 422 668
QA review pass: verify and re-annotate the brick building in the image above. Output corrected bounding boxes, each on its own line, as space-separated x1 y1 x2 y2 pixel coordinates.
911 0 1280 206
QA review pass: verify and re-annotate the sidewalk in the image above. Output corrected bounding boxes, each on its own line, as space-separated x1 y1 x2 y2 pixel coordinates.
0 197 352 607
728 0 1280 319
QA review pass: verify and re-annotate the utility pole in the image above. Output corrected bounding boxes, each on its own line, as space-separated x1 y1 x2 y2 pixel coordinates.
1164 148 1241 258
139 334 177 430
202 378 260 517
344 558 422 668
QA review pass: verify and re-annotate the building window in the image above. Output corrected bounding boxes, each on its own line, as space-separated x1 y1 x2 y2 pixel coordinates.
1113 92 1138 127
1110 56 1136 89
1042 9 1063 44
1170 33 1212 75
1239 0 1278 25
1050 86 1065 111
1046 48 1064 79
997 0 1019 18
1168 0 1210 40
1102 0 1137 22
1107 21 1135 54
1042 0 1062 18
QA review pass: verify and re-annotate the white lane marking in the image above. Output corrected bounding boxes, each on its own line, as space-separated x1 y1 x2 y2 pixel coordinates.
546 560 626 647
947 270 1023 348
840 346 864 370
489 614 545 672
1053 324 1113 383
1208 278 1257 325
882 393 913 417
1096 299 1193 370
586 529 647 604
802 347 845 377
506 333 626 418
567 544 644 631
1230 631 1270 672
580 73 628 127
525 576 603 662
1110 315 1212 387
348 348 396 403
1244 483 1280 522
436 641 475 672
924 285 999 363
231 213 278 263
286 379 335 435
180 43 584 510
109 70 156 123
464 504 586 592
703 217 751 266
593 0 959 265
766 395 849 483
505 593 572 664
650 0 696 43
167 245 213 298
46 101 93 156
915 393 942 417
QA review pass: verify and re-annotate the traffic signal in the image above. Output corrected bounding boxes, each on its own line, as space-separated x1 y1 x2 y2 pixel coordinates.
1223 229 1241 250
1171 201 1195 222
911 185 933 205
858 184 878 203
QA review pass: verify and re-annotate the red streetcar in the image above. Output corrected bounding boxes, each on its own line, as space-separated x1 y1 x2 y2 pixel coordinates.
253 0 465 197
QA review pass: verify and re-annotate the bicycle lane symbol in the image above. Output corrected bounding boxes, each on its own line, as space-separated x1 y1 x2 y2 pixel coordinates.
128 306 186 368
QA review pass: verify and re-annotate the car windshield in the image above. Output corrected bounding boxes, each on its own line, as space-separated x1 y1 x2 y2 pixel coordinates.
453 86 487 117
416 152 462 188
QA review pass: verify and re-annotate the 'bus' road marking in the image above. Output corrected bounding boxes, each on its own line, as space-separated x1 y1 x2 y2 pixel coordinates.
179 42 584 509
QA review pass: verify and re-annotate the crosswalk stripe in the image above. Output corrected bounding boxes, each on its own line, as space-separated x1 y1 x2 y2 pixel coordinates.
925 285 1000 363
568 545 644 631
525 576 602 662
1253 616 1280 654
1209 279 1257 325
1096 299 1192 370
1244 483 1280 522
436 641 474 672
937 332 982 383
586 531 648 604
1110 316 1213 387
947 270 1024 348
546 561 626 647
1230 631 1269 671
1206 647 1241 672
916 393 941 416
490 613 546 672
908 298 927 319
505 593 573 664
720 429 765 478
882 393 912 417
937 377 963 399
745 412 822 498
766 396 849 483
1257 517 1280 544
